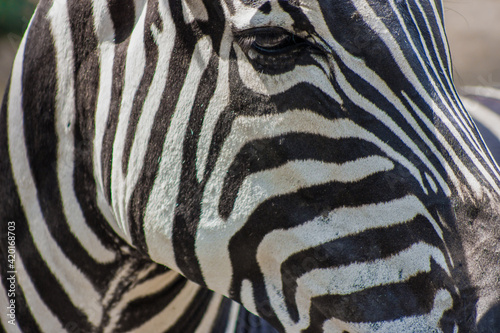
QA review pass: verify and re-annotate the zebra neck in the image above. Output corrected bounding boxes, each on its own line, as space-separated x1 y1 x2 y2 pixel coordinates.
101 260 273 332
98 260 208 332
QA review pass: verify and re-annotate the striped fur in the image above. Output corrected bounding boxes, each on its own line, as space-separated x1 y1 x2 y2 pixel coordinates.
1 0 499 332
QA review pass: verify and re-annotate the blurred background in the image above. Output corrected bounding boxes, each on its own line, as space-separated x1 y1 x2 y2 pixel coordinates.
0 0 37 96
0 0 499 97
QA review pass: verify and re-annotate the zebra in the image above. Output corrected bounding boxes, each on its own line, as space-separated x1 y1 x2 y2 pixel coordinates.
1 0 500 331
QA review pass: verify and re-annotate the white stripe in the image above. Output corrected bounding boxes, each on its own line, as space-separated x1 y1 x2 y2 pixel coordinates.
15 254 67 332
47 0 116 264
225 302 240 333
110 3 148 243
198 155 394 296
8 16 103 325
305 1 453 196
257 195 445 279
408 0 467 129
92 0 115 42
91 0 127 240
334 62 439 195
306 0 481 197
425 172 438 193
196 111 428 295
234 44 342 104
406 0 477 136
124 0 178 205
354 0 500 195
427 0 453 77
402 93 483 197
104 270 179 333
288 243 448 331
257 197 447 329
101 262 135 307
0 273 22 332
181 0 208 23
144 35 212 270
128 281 201 333
240 279 258 316
194 294 224 333
196 23 232 182
381 0 481 154
1 16 41 333
229 1 295 31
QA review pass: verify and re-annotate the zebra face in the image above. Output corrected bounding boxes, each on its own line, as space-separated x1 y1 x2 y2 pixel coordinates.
5 0 500 331
97 0 499 331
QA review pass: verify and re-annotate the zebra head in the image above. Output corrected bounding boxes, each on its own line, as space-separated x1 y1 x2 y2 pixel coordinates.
99 0 500 331
94 0 498 331
7 0 499 332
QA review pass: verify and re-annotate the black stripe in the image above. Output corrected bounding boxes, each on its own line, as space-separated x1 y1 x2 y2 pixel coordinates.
101 39 130 204
171 45 224 286
281 215 447 322
258 2 271 15
115 274 188 332
228 163 424 325
16 1 94 329
1 79 42 333
402 0 458 111
364 0 484 159
219 135 385 219
130 0 196 278
68 0 125 285
22 0 107 281
200 46 283 184
97 0 136 208
12 198 93 331
408 0 451 89
303 263 455 330
197 0 226 52
125 0 194 255
121 0 161 176
108 0 136 43
168 288 214 332
321 0 471 174
278 1 315 33
334 55 449 191
210 297 233 333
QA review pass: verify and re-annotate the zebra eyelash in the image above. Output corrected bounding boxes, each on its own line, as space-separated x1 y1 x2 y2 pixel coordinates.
235 27 310 55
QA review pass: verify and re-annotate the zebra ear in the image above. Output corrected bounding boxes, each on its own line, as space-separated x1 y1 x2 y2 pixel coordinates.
181 0 209 23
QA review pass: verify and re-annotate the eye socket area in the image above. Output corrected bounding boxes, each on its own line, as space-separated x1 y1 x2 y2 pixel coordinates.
236 27 310 56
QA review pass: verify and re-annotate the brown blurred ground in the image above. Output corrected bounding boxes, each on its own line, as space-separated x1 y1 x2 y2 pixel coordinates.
444 0 500 89
0 35 20 99
1 1 500 99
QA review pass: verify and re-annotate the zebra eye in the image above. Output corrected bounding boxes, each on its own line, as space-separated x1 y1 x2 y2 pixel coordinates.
251 29 306 55
237 27 308 54
236 27 311 71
